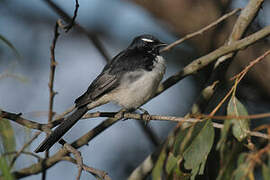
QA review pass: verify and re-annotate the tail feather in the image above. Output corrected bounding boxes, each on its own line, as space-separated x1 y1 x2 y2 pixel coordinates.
34 106 88 153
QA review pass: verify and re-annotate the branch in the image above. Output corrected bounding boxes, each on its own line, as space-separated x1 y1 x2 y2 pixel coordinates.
157 25 270 96
2 107 270 179
62 141 83 180
48 22 59 124
61 156 111 180
10 132 41 168
191 0 265 114
64 0 79 32
43 21 60 180
43 0 110 62
161 8 241 52
0 110 62 131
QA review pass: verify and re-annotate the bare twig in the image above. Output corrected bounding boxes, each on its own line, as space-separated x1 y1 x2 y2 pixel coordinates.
3 151 42 161
61 156 111 180
10 132 41 168
191 0 265 115
64 0 79 32
62 142 83 180
2 107 270 179
161 8 241 52
43 0 110 62
0 110 62 131
43 21 60 180
210 49 270 115
48 22 59 124
157 25 270 96
214 0 264 69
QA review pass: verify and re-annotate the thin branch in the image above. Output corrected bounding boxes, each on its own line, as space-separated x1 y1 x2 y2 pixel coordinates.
0 110 62 131
157 25 270 96
48 22 59 124
43 0 110 62
231 49 270 81
61 156 111 180
191 0 265 115
10 132 41 168
209 49 270 115
3 108 270 140
43 21 60 180
62 141 83 180
161 8 241 52
2 107 270 179
64 0 79 32
3 151 42 161
214 0 264 68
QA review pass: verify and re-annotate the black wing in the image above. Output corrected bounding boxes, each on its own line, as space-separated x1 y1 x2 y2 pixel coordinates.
75 49 155 107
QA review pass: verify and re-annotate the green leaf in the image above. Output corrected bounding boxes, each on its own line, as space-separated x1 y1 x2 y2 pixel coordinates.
152 148 167 180
0 117 16 161
0 34 20 59
0 155 14 180
183 120 215 180
262 164 270 180
165 153 178 174
217 141 243 180
216 116 231 151
232 153 249 180
227 96 250 142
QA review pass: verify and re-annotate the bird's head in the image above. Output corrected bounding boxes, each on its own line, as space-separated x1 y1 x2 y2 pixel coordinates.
128 34 167 54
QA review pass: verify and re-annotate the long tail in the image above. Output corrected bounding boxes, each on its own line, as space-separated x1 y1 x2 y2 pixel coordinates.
34 106 88 153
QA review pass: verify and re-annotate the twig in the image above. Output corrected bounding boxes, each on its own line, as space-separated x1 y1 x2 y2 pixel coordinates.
3 108 270 140
61 156 111 180
214 0 264 68
3 151 42 161
161 8 241 52
43 0 110 62
210 49 270 115
10 132 41 168
157 25 270 96
231 49 270 81
43 21 60 180
0 110 62 131
48 22 59 124
191 0 265 115
62 142 83 180
64 0 79 32
2 107 270 179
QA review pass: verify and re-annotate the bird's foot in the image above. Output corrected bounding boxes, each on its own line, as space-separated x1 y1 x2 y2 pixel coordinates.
138 107 151 125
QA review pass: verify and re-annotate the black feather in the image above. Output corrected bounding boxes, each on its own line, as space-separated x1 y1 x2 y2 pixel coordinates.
34 106 88 153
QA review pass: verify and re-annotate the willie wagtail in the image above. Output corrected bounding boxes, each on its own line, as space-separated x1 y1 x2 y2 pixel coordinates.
35 34 167 153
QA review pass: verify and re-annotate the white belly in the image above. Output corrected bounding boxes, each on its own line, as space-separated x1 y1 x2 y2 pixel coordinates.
112 56 166 109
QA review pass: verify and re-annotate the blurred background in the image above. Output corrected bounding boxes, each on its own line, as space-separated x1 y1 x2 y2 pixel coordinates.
0 0 270 179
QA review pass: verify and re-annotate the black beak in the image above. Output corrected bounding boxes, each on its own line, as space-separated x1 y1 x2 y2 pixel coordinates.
155 42 167 53
155 42 167 48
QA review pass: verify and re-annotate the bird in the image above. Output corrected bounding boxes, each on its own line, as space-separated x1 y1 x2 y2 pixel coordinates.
34 34 167 153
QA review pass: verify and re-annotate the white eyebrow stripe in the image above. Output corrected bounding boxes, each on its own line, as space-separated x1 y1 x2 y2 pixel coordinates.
141 38 154 42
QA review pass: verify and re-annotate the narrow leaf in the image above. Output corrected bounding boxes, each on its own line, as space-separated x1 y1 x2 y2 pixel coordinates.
227 96 250 142
152 148 166 180
0 155 14 180
0 117 16 161
183 120 215 179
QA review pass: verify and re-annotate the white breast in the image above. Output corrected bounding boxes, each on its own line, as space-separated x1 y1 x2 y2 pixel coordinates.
111 55 166 109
